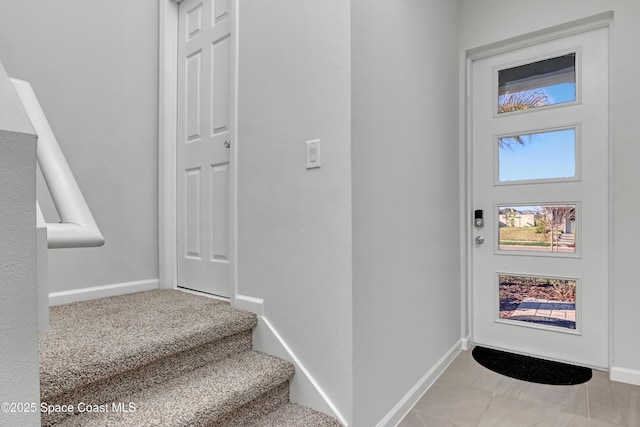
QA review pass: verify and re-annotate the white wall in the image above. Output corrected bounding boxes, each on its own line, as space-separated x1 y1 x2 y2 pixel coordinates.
236 0 353 423
0 0 159 293
459 0 640 384
0 61 40 427
351 1 462 425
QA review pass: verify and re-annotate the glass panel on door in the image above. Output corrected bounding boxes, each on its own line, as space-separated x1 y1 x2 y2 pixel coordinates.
497 128 577 183
498 204 576 254
498 274 577 331
498 52 576 114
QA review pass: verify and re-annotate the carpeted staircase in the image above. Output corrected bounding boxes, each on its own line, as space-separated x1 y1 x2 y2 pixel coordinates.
39 290 341 426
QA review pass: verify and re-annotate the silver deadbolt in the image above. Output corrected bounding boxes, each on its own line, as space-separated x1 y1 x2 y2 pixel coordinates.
475 236 485 244
224 140 231 149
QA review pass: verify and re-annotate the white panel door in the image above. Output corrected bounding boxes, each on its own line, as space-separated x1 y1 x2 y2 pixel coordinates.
471 27 609 368
177 0 232 297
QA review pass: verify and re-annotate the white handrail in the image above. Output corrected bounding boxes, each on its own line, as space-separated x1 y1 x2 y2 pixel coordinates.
11 78 104 249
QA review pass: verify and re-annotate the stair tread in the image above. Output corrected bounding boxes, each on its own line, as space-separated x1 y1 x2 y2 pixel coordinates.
253 403 342 427
57 350 295 427
40 290 257 400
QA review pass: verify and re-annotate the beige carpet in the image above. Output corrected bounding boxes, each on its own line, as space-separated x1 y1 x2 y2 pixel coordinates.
40 289 341 426
41 290 257 400
253 403 343 427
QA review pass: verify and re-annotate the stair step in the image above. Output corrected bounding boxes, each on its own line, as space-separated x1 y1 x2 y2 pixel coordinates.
41 290 256 399
40 290 256 425
40 290 342 426
253 403 343 427
56 351 295 427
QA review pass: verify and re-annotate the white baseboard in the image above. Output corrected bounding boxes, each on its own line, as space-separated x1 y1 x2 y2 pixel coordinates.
175 286 230 302
377 339 462 427
49 279 159 306
461 335 471 351
251 316 348 427
233 294 264 316
610 366 640 386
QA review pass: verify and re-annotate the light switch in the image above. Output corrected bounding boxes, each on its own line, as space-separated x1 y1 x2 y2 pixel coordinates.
306 139 321 169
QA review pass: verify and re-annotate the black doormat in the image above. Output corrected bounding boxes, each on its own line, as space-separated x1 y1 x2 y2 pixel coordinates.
472 346 592 385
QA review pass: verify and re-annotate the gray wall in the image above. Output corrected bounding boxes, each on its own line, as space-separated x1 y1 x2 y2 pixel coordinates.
0 0 159 293
351 0 462 425
236 0 353 422
459 0 640 385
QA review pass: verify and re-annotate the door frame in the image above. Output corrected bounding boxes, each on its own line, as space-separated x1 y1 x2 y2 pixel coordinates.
158 0 239 301
461 12 614 366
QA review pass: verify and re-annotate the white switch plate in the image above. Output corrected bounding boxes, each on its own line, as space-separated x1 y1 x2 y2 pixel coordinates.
306 139 321 169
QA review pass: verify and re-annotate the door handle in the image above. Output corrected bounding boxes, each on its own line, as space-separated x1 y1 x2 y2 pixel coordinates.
224 140 231 149
475 236 485 245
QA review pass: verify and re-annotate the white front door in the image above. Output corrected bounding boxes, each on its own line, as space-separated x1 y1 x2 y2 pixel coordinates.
177 0 233 297
471 26 609 368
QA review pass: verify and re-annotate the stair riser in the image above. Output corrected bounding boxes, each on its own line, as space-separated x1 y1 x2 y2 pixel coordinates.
54 351 295 427
42 331 252 426
208 381 290 427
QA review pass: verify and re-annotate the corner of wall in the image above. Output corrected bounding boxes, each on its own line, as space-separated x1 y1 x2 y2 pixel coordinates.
0 59 41 426
461 335 471 351
250 315 349 426
374 340 462 427
233 294 264 317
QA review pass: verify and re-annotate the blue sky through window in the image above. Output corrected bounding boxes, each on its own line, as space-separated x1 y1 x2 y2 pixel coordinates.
499 128 576 182
542 82 575 105
498 84 577 182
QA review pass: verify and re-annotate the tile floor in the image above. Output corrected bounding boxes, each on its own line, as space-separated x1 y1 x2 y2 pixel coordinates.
398 348 640 427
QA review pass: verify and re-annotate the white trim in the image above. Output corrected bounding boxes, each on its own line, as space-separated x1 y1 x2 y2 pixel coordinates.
461 335 471 351
466 11 613 61
251 316 348 426
230 0 240 305
176 286 230 302
606 15 615 379
49 279 159 306
234 294 264 317
460 53 473 349
377 340 462 427
610 367 640 386
158 0 179 290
